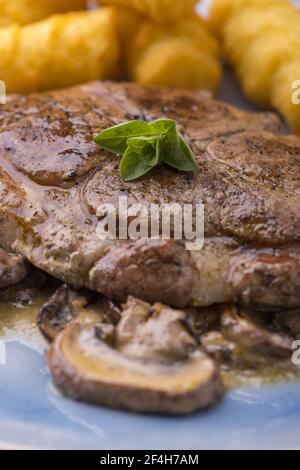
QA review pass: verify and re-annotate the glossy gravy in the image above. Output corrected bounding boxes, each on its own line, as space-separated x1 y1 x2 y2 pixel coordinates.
0 296 299 390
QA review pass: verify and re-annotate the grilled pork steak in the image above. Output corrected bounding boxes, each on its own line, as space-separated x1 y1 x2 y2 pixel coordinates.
0 81 299 308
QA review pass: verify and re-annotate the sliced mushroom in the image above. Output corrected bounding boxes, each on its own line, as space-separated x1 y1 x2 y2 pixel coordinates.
221 305 292 366
0 249 28 289
275 309 300 339
38 285 121 341
186 306 221 337
115 297 199 364
200 330 237 364
37 285 98 341
99 297 121 326
48 297 223 415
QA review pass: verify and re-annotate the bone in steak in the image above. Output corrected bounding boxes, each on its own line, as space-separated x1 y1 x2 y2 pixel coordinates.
0 81 299 309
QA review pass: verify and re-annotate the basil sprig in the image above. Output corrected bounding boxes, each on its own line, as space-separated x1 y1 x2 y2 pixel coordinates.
94 119 198 182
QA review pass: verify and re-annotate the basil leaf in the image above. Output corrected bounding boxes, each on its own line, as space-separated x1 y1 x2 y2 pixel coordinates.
120 136 159 182
163 134 198 172
158 130 198 172
94 118 198 181
94 120 153 155
178 135 199 170
149 119 177 136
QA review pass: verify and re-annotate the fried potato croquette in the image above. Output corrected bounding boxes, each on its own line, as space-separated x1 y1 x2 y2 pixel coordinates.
0 9 119 93
209 0 291 36
118 12 221 92
97 0 198 24
0 0 87 26
234 29 300 106
210 0 300 133
126 16 220 64
132 37 221 91
224 4 299 65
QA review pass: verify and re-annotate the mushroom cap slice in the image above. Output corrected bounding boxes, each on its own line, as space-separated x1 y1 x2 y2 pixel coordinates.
275 309 300 338
48 321 223 415
187 306 221 337
115 297 199 364
200 330 237 364
221 305 292 364
38 285 96 341
0 249 28 289
37 285 108 341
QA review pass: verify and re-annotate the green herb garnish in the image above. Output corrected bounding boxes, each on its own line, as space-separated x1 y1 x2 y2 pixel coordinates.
94 119 198 182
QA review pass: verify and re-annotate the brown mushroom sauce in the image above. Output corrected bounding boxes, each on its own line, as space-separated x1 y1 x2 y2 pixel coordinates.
0 282 300 398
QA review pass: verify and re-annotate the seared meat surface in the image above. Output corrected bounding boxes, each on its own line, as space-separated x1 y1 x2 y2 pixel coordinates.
0 81 299 308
